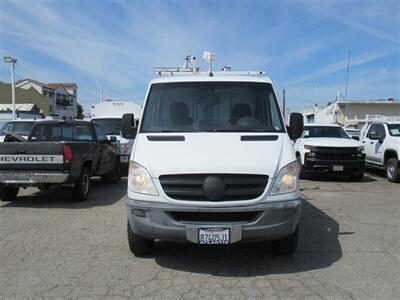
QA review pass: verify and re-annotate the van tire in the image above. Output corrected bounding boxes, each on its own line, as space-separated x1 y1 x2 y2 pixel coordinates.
272 226 298 256
71 167 90 202
101 160 121 184
0 186 19 201
127 220 154 256
386 158 400 182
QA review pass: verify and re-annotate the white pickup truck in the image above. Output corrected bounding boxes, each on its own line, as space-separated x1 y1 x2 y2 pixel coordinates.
362 121 400 182
294 124 366 180
120 53 304 256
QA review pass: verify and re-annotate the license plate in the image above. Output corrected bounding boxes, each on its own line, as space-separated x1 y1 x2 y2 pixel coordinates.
333 165 344 171
198 228 230 244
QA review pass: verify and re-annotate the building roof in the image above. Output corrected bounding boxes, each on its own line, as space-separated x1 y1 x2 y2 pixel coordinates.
16 79 77 94
302 106 322 116
0 82 49 115
0 103 39 112
335 99 399 105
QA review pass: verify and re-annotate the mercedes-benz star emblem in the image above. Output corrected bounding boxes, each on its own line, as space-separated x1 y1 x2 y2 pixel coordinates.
202 175 225 201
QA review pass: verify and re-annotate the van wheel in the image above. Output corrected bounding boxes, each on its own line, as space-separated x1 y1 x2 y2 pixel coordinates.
127 220 154 256
0 186 19 201
386 158 400 182
297 154 307 179
272 226 298 256
71 167 90 201
101 160 121 184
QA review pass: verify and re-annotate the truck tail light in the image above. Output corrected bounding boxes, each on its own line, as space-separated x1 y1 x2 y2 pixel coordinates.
63 144 72 163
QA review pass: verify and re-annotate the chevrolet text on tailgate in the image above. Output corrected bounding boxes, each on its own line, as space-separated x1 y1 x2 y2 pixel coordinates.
0 120 121 202
121 52 304 256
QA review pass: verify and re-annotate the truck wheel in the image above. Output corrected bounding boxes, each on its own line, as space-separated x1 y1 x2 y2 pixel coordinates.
272 226 298 256
297 154 307 179
0 187 19 201
71 167 90 201
127 220 154 256
351 171 364 181
386 158 400 182
101 160 121 184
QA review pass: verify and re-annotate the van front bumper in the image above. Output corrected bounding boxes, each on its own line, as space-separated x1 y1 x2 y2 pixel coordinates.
127 198 301 243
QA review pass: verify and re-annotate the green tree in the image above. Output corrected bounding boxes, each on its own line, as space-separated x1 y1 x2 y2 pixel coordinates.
77 103 84 119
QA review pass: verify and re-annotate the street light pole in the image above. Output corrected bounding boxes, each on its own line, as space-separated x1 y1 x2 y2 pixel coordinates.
4 56 18 120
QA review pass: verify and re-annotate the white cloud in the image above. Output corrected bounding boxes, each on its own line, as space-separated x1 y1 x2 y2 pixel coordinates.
287 48 396 85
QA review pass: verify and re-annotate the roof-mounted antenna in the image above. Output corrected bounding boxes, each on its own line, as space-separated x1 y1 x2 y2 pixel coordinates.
203 51 215 77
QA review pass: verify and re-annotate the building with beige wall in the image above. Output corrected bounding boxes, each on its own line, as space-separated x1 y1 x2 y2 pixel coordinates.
302 99 400 129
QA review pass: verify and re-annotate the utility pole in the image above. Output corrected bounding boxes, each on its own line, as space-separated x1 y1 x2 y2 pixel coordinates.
3 56 17 120
345 49 351 100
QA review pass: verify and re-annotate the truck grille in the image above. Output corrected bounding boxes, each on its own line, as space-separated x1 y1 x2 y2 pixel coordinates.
159 174 268 201
314 147 358 160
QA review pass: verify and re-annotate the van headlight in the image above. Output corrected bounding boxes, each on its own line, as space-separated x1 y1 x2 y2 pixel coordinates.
270 161 299 195
128 162 158 196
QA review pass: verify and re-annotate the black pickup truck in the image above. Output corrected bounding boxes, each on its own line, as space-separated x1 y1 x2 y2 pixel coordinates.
0 120 121 202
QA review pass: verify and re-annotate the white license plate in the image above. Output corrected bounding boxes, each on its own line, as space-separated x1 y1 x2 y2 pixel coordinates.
198 228 230 244
333 165 344 171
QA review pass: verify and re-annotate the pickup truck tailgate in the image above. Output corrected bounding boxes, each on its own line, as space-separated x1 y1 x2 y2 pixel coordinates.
0 142 66 171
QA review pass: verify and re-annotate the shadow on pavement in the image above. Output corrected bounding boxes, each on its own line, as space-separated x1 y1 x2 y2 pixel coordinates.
305 173 377 183
1 178 127 209
154 198 342 276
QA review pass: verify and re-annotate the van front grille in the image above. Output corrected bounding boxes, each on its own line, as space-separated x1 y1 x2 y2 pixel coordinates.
159 174 268 201
168 211 260 223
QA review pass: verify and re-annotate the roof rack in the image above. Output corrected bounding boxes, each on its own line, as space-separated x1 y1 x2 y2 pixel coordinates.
154 52 266 77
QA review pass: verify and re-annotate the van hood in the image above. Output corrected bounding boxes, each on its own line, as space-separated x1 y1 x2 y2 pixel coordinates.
301 138 362 147
133 133 294 179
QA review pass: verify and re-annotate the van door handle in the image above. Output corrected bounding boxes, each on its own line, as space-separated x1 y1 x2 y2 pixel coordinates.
370 142 373 144
362 141 365 143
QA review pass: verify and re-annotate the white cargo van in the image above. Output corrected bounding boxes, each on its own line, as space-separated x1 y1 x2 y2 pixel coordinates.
121 54 304 256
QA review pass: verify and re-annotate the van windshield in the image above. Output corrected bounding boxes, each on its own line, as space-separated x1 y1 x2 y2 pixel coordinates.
303 126 350 139
92 118 122 135
0 121 35 136
141 82 284 133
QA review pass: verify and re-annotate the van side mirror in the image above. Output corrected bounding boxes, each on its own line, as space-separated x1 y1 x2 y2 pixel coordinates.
121 113 137 139
288 113 304 140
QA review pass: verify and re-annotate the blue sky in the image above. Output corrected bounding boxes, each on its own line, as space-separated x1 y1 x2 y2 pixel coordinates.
0 0 399 114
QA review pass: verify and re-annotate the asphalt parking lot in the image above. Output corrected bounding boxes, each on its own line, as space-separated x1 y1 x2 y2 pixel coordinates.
1 172 399 299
